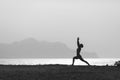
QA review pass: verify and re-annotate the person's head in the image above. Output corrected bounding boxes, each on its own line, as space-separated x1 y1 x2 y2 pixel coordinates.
80 44 84 48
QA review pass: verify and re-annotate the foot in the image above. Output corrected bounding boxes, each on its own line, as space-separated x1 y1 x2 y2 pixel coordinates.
88 64 91 66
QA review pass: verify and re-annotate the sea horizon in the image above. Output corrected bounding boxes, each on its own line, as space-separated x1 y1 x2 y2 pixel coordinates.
0 58 120 66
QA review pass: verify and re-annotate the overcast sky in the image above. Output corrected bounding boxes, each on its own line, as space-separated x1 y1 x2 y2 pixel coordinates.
0 0 120 58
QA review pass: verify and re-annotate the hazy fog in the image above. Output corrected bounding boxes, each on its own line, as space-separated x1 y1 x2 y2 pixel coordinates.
0 0 120 58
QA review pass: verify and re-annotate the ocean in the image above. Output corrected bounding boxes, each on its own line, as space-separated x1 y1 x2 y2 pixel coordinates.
0 58 119 66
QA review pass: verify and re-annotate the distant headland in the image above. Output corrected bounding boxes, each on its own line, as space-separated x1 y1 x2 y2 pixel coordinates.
0 38 98 58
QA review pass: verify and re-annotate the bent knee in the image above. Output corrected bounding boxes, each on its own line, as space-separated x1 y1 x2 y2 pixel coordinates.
73 56 78 59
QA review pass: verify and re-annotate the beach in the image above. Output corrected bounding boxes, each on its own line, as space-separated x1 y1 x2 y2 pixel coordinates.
0 65 120 80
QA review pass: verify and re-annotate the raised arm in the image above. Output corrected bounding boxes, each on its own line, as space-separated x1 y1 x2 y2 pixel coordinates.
77 37 80 47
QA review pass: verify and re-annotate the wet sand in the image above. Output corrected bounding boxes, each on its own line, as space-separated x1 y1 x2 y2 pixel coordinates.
0 65 120 80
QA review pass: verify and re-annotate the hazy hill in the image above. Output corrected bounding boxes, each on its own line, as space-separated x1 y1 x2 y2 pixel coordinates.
0 38 98 58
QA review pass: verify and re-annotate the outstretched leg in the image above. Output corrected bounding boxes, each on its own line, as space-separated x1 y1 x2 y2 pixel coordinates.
79 56 90 66
72 56 78 66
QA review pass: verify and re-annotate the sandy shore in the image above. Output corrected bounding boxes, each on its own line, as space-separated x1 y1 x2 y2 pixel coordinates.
0 65 120 80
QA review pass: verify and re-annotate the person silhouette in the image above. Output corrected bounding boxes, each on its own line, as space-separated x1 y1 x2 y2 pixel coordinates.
72 37 90 66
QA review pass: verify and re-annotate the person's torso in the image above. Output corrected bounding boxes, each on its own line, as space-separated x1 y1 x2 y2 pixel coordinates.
77 48 81 56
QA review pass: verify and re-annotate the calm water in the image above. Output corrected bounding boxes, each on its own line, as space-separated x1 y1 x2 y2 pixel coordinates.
0 58 120 66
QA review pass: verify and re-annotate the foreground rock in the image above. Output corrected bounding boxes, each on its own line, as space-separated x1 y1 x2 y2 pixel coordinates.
0 65 120 80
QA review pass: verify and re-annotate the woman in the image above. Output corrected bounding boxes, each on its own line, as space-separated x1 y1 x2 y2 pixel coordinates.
72 37 90 66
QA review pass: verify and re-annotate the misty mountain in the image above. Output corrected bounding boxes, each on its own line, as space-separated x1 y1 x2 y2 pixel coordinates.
0 38 98 58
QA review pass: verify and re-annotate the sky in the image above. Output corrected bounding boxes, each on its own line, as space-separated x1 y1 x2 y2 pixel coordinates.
0 0 120 58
